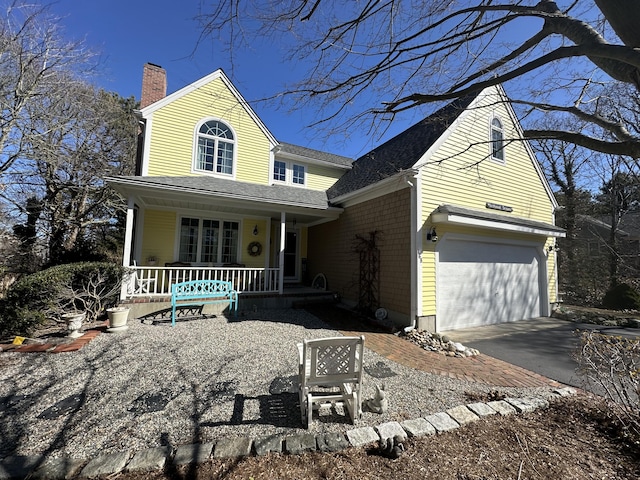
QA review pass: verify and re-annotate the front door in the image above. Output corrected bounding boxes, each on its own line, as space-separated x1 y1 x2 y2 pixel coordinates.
284 229 299 281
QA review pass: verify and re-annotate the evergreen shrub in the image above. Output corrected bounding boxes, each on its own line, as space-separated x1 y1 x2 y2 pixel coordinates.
0 262 128 336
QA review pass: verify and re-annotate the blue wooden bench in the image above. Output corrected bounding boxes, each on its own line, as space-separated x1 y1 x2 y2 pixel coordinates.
171 280 238 326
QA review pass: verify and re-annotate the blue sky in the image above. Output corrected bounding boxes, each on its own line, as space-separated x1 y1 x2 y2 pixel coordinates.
50 0 383 159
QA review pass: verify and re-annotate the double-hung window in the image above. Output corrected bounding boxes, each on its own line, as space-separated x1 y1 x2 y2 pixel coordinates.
292 164 305 185
272 160 306 186
196 120 235 175
491 117 505 162
273 160 287 182
179 217 239 264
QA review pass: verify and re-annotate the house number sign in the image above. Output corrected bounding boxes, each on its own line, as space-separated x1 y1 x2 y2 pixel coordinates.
486 202 513 212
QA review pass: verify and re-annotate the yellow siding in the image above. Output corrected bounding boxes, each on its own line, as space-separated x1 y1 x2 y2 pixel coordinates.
146 76 272 183
141 210 177 266
419 88 557 316
307 164 344 191
241 219 269 268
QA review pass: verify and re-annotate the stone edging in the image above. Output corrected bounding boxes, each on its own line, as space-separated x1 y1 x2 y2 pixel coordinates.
0 387 577 479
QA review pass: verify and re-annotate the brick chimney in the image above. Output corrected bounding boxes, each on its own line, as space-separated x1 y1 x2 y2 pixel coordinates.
140 63 167 108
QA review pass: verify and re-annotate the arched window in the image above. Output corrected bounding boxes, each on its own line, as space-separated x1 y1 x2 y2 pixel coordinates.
491 117 504 161
196 120 235 175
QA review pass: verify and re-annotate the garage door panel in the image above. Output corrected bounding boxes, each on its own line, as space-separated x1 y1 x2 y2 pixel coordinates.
437 239 542 331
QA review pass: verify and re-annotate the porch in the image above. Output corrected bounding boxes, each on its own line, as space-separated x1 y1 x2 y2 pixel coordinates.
124 265 282 297
121 265 335 318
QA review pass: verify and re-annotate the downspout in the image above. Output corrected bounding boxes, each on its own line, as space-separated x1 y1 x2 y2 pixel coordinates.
406 175 418 331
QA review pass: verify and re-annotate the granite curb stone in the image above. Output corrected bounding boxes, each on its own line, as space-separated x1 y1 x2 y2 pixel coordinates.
375 421 408 445
553 386 577 397
284 434 316 455
506 396 549 413
316 433 350 452
213 437 252 458
425 412 461 433
126 447 171 472
467 402 498 417
0 392 574 478
0 455 44 480
401 418 436 437
79 450 130 478
254 435 284 456
446 405 480 425
345 427 379 447
173 443 214 465
31 456 85 479
487 399 518 415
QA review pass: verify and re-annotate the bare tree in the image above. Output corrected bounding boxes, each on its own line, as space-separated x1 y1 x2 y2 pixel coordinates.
197 1 640 158
3 77 138 264
536 139 591 293
0 0 92 177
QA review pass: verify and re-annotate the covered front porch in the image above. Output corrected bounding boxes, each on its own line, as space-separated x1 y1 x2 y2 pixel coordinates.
107 175 343 302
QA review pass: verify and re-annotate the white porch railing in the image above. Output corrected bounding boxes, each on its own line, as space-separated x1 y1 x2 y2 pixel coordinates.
126 266 281 297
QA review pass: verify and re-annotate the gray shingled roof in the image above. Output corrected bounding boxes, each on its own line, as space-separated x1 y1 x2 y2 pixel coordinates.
111 175 330 209
278 142 353 168
327 95 477 200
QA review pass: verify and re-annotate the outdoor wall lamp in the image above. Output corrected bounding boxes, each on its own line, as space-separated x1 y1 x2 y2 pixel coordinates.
547 244 559 253
253 225 258 236
426 227 438 242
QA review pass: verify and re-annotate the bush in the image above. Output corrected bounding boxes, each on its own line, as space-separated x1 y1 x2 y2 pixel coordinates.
602 283 640 310
576 331 640 443
0 262 129 336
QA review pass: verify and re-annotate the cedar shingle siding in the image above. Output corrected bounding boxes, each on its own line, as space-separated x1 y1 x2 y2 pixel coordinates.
308 188 411 316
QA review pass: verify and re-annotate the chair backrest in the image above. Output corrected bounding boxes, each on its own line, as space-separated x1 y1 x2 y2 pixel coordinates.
301 336 364 387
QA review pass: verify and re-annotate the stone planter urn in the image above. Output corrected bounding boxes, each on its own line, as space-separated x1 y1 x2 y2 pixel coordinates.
107 307 130 333
62 312 86 338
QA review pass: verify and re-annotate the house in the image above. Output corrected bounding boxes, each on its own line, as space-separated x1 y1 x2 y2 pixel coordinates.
107 63 564 332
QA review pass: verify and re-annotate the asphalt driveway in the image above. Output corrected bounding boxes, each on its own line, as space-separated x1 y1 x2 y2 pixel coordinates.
448 317 640 394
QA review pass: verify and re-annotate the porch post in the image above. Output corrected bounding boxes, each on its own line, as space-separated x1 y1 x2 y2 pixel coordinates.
279 211 286 294
121 197 135 300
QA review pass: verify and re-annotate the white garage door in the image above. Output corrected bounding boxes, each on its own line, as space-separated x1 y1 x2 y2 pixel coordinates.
436 238 543 331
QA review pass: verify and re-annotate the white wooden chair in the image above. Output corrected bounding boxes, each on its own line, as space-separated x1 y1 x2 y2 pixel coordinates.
297 335 365 428
131 261 156 294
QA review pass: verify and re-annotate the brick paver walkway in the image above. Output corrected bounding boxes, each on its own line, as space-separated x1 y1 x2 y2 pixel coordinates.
340 328 564 389
0 323 106 353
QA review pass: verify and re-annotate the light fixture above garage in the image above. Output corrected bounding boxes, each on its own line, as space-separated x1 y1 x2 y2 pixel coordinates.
426 227 438 242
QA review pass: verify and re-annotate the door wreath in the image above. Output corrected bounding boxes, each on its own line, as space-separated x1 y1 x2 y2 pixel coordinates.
247 241 262 257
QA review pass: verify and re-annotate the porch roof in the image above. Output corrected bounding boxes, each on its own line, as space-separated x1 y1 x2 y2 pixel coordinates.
106 175 343 224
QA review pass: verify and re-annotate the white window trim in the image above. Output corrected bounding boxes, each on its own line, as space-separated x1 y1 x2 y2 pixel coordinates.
175 215 243 265
489 115 506 164
271 159 307 187
192 117 238 179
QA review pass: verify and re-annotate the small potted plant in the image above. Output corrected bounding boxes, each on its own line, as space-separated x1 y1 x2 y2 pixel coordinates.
147 256 157 266
106 306 130 332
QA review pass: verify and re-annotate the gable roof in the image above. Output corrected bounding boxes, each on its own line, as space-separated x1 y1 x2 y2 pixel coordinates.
139 69 278 146
327 94 476 200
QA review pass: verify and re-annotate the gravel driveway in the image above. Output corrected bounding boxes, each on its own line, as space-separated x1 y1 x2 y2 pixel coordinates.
0 309 552 459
